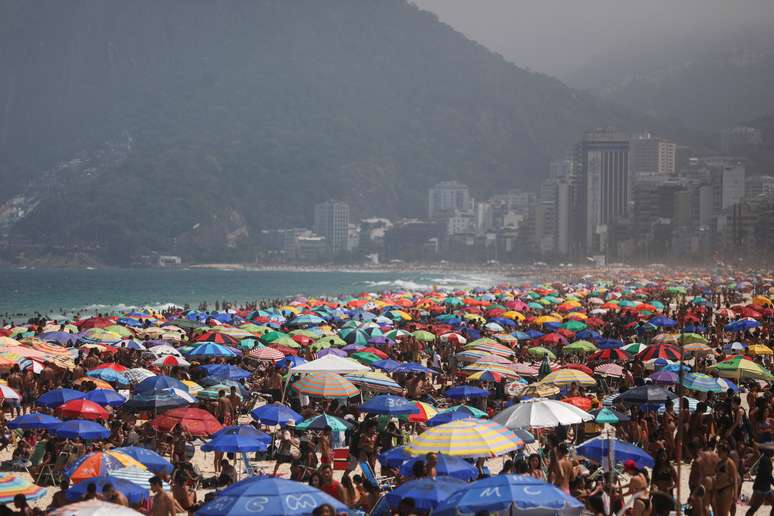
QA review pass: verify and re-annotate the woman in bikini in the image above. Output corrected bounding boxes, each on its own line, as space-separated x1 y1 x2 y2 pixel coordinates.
713 442 738 516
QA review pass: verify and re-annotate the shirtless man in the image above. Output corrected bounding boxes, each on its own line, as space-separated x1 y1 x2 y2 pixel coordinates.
102 483 129 506
6 366 23 417
549 442 574 494
149 476 176 516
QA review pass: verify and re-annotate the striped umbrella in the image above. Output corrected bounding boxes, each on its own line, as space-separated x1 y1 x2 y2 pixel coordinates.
291 372 359 398
249 347 285 361
462 362 520 378
682 373 725 393
405 418 523 457
66 451 147 483
636 344 681 362
709 356 773 380
124 368 155 384
344 372 403 394
0 385 21 401
539 368 596 387
0 473 46 504
589 348 630 362
595 363 624 377
407 401 438 422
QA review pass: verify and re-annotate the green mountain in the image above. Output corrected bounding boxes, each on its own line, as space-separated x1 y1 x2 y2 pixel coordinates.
0 0 651 263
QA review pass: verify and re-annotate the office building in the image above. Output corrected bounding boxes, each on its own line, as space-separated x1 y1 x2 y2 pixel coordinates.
630 135 677 176
428 181 472 220
575 130 631 253
313 200 350 253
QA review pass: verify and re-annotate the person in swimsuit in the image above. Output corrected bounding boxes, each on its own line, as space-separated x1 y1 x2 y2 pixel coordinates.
713 442 738 516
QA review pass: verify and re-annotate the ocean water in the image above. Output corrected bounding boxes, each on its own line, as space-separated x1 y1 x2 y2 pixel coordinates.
0 268 506 320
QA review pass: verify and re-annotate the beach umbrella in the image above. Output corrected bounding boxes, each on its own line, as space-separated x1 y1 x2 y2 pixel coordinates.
563 340 597 353
392 362 438 374
152 407 223 436
84 389 127 407
405 419 523 457
636 344 681 361
186 342 238 358
527 346 556 360
465 370 507 382
561 397 593 411
0 385 20 401
493 399 593 429
432 474 584 516
621 342 647 355
134 375 188 394
589 407 630 424
196 476 348 516
250 403 303 426
49 499 142 515
199 364 252 380
343 371 403 394
124 368 155 384
710 356 773 380
296 413 351 432
597 338 624 349
399 455 478 481
379 446 411 468
151 355 191 368
276 356 307 369
291 372 359 398
576 436 655 469
725 318 760 331
539 368 595 387
594 363 625 377
748 344 774 356
589 348 630 362
86 368 128 385
7 412 62 430
618 385 676 404
66 450 147 483
361 394 419 415
123 388 194 411
649 370 679 385
444 385 490 399
113 447 173 475
682 373 726 393
202 426 269 453
66 475 149 505
428 405 484 426
56 399 109 421
37 388 86 408
508 382 560 398
350 351 382 365
407 401 438 423
249 347 285 361
0 472 47 504
385 477 467 512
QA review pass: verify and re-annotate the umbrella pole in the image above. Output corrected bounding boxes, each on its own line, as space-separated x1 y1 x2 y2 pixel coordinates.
607 427 615 516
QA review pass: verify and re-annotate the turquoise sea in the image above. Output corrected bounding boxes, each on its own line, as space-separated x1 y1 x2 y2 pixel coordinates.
0 268 505 320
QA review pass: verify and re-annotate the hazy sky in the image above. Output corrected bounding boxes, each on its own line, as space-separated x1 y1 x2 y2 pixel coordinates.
413 0 774 80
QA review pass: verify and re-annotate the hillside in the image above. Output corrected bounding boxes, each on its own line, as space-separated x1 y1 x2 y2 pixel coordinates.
0 0 650 262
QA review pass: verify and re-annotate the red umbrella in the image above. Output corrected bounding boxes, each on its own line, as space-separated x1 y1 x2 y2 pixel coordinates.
291 335 315 346
589 349 630 362
195 332 239 346
636 344 681 362
57 399 109 421
561 364 593 375
152 407 223 436
360 347 388 359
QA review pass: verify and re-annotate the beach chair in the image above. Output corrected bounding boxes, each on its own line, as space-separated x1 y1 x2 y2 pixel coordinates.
359 461 394 491
332 448 349 471
23 440 47 476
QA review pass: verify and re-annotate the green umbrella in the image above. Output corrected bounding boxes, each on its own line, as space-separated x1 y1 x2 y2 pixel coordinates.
385 329 411 340
296 413 351 432
312 335 346 350
591 407 630 424
563 340 597 353
412 330 436 342
561 320 587 332
440 404 488 418
239 338 263 350
351 352 382 365
621 342 647 354
528 346 556 360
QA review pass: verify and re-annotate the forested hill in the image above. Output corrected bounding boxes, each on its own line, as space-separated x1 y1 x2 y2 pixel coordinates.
0 0 647 261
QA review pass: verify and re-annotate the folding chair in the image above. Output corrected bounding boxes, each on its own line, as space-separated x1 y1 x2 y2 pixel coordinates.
359 461 394 491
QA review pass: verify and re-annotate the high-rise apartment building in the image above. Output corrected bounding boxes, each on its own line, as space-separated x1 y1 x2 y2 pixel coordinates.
313 200 350 253
630 135 677 176
428 181 472 220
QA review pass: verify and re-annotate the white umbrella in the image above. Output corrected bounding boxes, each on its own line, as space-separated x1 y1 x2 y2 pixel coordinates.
289 354 370 373
49 499 142 515
493 398 593 429
124 368 155 384
148 344 182 357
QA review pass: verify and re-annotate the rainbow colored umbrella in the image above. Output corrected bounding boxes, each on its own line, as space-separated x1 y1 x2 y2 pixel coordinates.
291 372 359 398
0 473 46 503
405 418 523 457
709 356 773 380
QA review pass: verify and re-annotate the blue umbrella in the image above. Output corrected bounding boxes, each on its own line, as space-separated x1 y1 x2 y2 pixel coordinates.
372 359 402 372
513 331 532 341
433 474 584 516
84 389 127 407
445 385 489 399
113 446 173 475
725 319 760 331
392 362 438 374
134 375 188 394
37 388 85 408
66 475 149 504
199 364 252 380
296 414 352 432
202 426 270 453
123 388 193 411
186 342 238 358
385 477 467 511
115 339 147 350
37 331 80 346
400 455 478 481
649 316 677 328
597 338 624 349
86 368 129 385
287 314 326 326
276 356 307 369
361 394 420 416
576 436 655 469
53 419 111 440
196 476 348 516
250 403 303 426
428 406 481 426
7 412 62 430
378 446 410 468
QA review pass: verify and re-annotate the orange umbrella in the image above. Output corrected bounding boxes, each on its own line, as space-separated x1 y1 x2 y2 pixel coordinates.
561 397 593 411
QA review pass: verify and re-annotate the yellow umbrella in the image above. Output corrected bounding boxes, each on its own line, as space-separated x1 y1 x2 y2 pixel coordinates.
748 344 774 356
405 419 523 457
535 315 561 325
539 368 596 387
507 382 560 397
502 311 525 321
753 295 773 307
